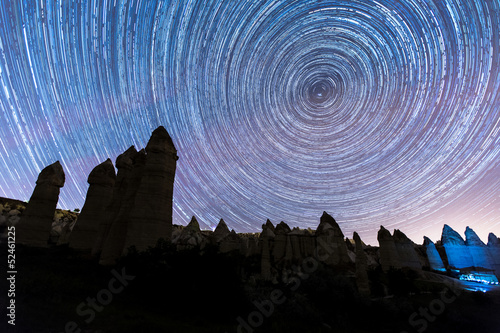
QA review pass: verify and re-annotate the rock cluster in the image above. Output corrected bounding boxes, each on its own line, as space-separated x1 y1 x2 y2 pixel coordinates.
377 226 431 272
440 224 498 276
96 126 178 264
9 125 500 288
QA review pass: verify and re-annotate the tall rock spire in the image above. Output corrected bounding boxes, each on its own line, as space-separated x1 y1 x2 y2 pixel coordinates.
16 161 65 247
315 211 350 265
377 226 401 271
69 159 116 251
124 126 178 252
92 146 137 256
100 149 147 265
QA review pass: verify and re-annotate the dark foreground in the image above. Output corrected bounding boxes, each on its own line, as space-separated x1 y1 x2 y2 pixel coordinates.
1 243 500 333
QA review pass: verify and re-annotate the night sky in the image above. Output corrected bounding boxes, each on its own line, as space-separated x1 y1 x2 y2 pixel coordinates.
0 0 499 245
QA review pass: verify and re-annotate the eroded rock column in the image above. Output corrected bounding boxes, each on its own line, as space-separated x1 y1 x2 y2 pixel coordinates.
124 126 178 252
69 159 116 251
16 161 65 247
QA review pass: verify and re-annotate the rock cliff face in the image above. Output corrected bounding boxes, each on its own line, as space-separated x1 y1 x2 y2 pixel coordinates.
16 161 65 247
69 159 116 251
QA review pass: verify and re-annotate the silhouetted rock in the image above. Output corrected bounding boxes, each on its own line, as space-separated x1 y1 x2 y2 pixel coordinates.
273 221 290 261
100 149 146 265
315 211 350 265
16 161 65 247
93 146 137 256
212 218 231 243
354 232 370 297
175 216 206 250
393 229 421 269
260 226 274 281
423 237 445 271
377 226 401 271
263 219 275 233
125 126 178 252
69 159 116 251
220 230 242 253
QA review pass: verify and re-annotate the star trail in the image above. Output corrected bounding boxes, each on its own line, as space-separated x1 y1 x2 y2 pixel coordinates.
1 0 499 244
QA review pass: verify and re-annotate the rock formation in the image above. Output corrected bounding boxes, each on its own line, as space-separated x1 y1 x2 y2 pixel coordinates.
423 236 445 272
220 230 243 253
16 161 65 247
441 224 473 269
124 126 178 252
273 221 291 262
315 211 350 266
260 221 275 281
377 226 401 271
69 159 116 251
175 216 206 250
100 149 147 265
488 233 500 278
81 126 179 264
354 232 370 297
393 229 421 269
212 218 231 243
465 226 494 270
92 146 137 256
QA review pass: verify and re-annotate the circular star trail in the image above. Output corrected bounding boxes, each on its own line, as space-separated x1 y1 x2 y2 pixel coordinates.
1 0 499 244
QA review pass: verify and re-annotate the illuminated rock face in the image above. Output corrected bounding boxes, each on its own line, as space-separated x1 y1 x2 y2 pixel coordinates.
440 226 499 278
465 227 494 271
423 236 445 271
16 161 65 247
69 159 116 251
441 224 473 269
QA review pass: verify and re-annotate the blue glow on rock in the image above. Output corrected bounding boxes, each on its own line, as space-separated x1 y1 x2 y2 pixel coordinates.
459 272 499 286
